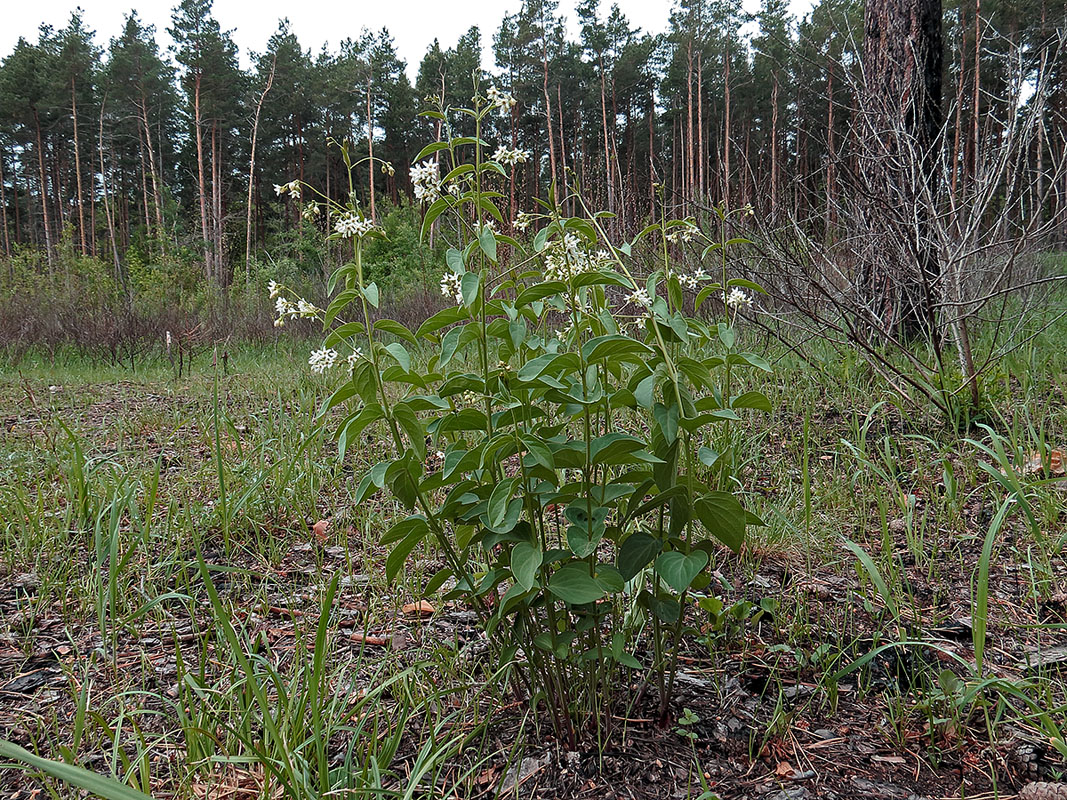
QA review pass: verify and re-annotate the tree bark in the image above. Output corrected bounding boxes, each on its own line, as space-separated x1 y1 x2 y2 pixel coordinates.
860 0 944 341
246 56 275 279
71 77 87 255
194 74 212 282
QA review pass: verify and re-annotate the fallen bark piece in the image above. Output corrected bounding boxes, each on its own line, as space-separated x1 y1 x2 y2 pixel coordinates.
1020 783 1067 800
402 600 435 616
351 632 390 646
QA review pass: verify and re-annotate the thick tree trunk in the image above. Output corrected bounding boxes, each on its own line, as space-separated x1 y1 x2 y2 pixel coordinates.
860 0 943 341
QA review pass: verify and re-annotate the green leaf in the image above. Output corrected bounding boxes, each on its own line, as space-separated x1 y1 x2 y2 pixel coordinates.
416 305 469 339
653 402 679 444
461 271 480 307
590 433 655 466
391 402 426 460
0 739 155 800
693 492 746 553
385 518 430 583
384 342 411 372
414 140 452 162
374 319 417 345
717 322 735 349
655 550 709 592
362 282 380 309
727 277 769 295
323 321 366 348
582 334 654 363
731 390 772 412
488 477 518 528
515 281 567 306
478 225 498 263
548 563 606 605
511 541 542 591
618 532 662 580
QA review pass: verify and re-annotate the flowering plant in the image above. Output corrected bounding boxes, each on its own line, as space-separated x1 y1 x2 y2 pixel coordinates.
283 87 772 744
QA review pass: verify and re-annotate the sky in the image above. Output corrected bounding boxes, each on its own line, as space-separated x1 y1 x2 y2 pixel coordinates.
0 0 686 78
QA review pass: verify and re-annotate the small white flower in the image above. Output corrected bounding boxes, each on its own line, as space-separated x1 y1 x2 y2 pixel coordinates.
286 180 301 198
308 347 338 374
625 288 653 309
302 203 321 222
296 298 320 318
694 267 707 281
410 160 441 204
334 213 376 239
346 348 363 368
274 183 284 195
268 280 281 299
440 271 463 305
486 85 516 112
726 287 753 308
275 296 296 316
514 211 533 231
491 146 531 166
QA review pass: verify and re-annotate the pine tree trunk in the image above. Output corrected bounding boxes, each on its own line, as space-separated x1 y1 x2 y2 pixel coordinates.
367 73 376 221
698 49 704 202
600 56 613 213
724 49 731 207
246 58 275 279
0 148 10 259
71 77 87 255
33 110 54 269
194 74 212 282
99 97 123 288
860 0 943 341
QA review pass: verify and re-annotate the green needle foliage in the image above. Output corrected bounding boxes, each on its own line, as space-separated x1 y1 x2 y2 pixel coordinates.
282 84 774 745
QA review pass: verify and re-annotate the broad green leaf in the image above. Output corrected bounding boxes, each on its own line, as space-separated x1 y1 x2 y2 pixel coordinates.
488 477 518 528
731 390 772 412
461 272 480 307
362 282 380 309
694 492 746 553
384 342 411 372
618 532 662 580
385 517 430 582
548 563 606 605
655 550 709 592
477 225 498 263
511 541 542 591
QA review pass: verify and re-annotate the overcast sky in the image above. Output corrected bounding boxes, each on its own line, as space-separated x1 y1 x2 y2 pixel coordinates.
0 0 694 77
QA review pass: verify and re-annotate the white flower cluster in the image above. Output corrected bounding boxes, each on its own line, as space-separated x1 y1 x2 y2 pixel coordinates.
301 203 321 222
410 160 441 204
676 266 708 290
543 232 606 282
665 223 698 244
274 180 301 198
726 287 753 308
270 281 321 327
492 146 531 166
346 348 364 368
514 211 533 231
486 85 517 113
334 212 377 239
308 347 337 374
440 271 463 305
625 288 653 309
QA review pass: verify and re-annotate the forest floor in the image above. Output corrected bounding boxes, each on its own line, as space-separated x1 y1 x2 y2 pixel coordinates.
0 341 1065 799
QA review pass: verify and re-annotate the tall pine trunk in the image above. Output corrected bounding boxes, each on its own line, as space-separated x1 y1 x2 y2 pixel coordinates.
194 74 212 282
